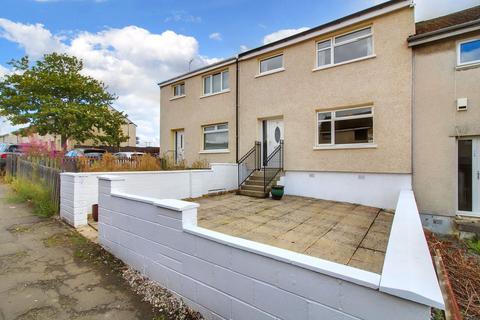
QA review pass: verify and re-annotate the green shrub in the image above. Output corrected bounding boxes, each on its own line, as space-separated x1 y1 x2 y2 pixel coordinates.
7 178 57 217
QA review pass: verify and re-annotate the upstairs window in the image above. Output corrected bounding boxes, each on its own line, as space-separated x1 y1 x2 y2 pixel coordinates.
458 38 480 66
317 107 373 146
203 123 228 150
259 54 283 74
316 27 373 68
203 70 229 95
173 83 185 97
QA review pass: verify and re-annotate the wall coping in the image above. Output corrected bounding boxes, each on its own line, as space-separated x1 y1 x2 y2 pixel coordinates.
184 225 380 289
380 190 445 309
60 163 236 177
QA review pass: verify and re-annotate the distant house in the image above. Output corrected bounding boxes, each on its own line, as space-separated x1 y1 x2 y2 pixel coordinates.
0 110 137 149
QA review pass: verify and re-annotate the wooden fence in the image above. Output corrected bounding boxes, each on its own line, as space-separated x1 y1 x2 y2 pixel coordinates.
5 155 61 212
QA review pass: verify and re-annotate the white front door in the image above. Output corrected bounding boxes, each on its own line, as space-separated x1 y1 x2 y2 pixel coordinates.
458 138 480 216
174 130 184 163
262 119 283 164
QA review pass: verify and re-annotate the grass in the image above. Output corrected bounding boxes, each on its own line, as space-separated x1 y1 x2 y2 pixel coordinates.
7 178 57 217
466 237 480 255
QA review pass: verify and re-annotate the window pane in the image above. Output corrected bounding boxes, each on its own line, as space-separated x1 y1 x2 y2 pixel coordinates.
317 48 331 66
204 131 228 150
260 55 283 73
335 28 371 44
318 112 332 121
335 107 372 118
217 124 228 130
334 36 372 64
204 76 211 95
222 71 229 90
317 40 331 50
204 125 215 132
174 85 179 96
460 39 480 64
318 122 331 144
180 84 185 95
458 140 472 211
334 117 373 144
212 73 222 93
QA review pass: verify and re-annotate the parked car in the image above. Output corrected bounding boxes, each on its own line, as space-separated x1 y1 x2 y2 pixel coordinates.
113 152 146 159
0 144 26 168
64 148 106 159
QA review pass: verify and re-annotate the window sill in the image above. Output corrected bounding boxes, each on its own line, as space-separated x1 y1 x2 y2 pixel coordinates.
200 90 230 99
312 55 376 72
255 68 285 78
313 143 377 150
456 61 480 71
199 149 230 154
169 95 186 101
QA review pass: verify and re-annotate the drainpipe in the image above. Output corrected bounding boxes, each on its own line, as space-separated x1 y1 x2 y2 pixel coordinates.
235 56 239 163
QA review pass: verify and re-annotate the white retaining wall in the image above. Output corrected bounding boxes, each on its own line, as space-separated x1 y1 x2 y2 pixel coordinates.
60 163 237 228
279 171 412 210
98 176 443 320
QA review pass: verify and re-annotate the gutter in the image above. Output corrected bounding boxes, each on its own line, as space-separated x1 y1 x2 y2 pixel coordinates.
408 19 480 47
235 57 239 163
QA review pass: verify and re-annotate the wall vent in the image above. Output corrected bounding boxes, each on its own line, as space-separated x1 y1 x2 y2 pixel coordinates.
457 98 468 111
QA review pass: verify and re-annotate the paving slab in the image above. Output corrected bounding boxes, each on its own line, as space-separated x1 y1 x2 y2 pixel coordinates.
196 193 393 274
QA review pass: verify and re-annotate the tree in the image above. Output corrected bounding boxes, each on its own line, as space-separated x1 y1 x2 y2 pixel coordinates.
0 53 128 148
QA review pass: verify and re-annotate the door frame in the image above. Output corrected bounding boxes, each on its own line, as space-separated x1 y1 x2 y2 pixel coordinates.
173 129 185 164
258 116 284 166
457 136 480 217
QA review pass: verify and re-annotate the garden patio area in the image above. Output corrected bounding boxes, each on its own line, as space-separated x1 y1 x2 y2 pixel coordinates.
195 193 394 274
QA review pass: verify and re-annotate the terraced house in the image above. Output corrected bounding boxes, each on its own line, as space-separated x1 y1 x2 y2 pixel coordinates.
160 0 414 210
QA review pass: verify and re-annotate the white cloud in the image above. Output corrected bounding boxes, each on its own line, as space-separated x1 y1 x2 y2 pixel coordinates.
0 19 218 146
0 64 8 78
263 27 309 45
414 0 479 21
209 32 222 41
239 44 248 52
164 11 201 24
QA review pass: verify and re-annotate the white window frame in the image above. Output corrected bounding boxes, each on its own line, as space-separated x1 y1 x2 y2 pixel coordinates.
315 26 374 69
201 123 229 152
315 106 374 148
258 53 284 75
172 83 185 98
202 70 229 97
457 37 480 67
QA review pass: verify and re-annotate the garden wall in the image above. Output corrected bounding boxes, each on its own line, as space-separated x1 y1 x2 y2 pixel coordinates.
98 176 443 320
59 163 237 227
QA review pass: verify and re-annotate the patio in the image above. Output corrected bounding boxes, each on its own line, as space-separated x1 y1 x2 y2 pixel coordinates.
195 193 394 274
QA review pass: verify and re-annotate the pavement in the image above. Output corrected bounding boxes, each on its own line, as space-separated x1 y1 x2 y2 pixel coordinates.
196 193 393 274
0 182 157 320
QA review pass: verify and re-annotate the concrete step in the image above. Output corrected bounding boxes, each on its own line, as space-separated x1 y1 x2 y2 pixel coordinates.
241 184 266 192
244 179 264 186
237 189 268 198
455 217 480 238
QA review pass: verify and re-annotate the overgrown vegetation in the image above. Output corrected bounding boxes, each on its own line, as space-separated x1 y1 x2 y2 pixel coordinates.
79 153 162 172
7 177 57 217
466 237 480 255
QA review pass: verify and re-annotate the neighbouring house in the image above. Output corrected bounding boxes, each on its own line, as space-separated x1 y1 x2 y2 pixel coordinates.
408 6 480 231
1 110 137 149
160 0 414 209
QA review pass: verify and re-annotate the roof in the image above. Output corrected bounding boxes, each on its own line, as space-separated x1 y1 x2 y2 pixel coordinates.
415 5 480 35
158 57 237 87
159 0 411 87
408 6 480 46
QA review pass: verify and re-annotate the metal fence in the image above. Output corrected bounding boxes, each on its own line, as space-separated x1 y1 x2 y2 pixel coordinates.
5 155 61 212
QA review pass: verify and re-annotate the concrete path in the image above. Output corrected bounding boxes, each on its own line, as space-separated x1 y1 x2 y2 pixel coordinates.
0 183 157 320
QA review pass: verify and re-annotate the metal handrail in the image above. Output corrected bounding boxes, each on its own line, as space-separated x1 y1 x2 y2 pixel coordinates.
263 140 284 194
237 141 261 188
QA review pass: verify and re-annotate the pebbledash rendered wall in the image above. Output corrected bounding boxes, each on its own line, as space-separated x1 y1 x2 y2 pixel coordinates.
59 163 237 227
98 173 443 320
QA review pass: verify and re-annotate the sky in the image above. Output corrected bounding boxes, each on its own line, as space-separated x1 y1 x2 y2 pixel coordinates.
0 0 478 146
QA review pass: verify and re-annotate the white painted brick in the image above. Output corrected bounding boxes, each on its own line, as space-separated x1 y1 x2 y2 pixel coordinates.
212 265 255 305
230 248 278 285
307 301 360 320
194 237 232 268
195 283 232 320
253 280 309 320
231 299 278 320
